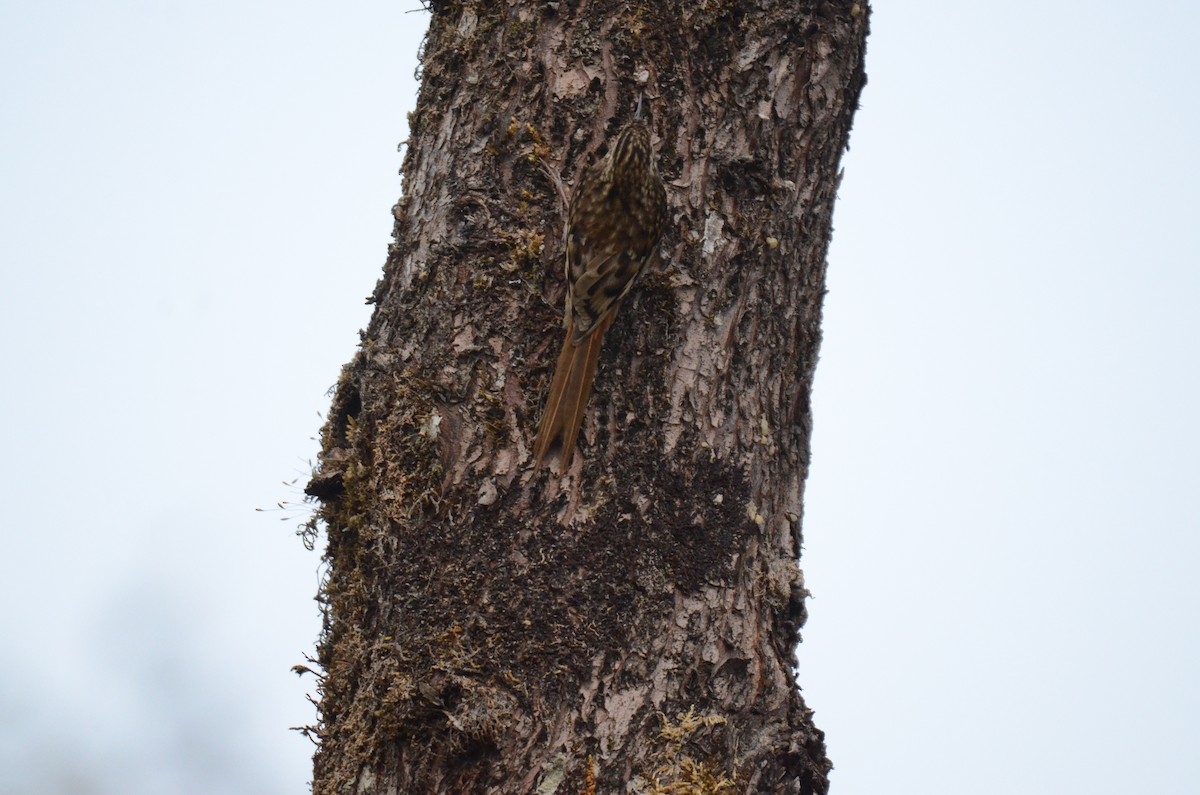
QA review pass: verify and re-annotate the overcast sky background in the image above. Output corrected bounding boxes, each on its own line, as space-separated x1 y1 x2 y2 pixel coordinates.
2 2 1197 794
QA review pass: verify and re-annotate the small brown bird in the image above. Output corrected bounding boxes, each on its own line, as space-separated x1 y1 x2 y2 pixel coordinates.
533 101 668 472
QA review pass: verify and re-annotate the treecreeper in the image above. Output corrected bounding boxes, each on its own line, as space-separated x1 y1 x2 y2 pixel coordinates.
532 100 668 473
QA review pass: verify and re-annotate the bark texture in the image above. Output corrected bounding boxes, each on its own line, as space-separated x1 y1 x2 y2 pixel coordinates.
306 1 868 792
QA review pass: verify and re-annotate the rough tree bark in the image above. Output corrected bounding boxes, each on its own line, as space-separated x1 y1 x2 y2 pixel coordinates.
304 1 868 792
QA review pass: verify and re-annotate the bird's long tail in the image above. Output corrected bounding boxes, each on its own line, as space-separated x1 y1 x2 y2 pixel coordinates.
533 314 615 472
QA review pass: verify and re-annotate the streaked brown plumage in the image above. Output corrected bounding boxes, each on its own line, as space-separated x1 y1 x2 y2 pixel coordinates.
533 111 667 472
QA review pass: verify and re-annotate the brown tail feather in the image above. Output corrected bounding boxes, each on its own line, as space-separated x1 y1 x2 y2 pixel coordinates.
533 314 616 472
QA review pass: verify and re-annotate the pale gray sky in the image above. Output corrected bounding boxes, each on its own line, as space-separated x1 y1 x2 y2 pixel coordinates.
2 2 1197 794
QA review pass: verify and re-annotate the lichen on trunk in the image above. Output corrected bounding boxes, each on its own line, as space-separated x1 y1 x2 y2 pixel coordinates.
305 1 869 792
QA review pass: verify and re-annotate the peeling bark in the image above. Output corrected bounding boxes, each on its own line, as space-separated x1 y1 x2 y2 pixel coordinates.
306 1 869 792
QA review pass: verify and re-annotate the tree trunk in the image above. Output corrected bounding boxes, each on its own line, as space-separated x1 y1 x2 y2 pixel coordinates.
305 1 868 792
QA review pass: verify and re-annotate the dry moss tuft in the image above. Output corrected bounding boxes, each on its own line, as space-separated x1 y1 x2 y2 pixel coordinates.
645 708 739 794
